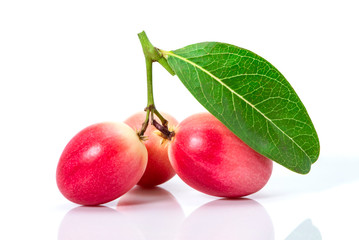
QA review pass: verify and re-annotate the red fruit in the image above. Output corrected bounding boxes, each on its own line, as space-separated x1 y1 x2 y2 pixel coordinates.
56 122 147 205
125 112 178 187
168 113 273 198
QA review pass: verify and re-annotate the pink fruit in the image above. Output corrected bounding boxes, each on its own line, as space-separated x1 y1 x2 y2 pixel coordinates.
125 112 178 187
56 122 147 205
168 113 273 197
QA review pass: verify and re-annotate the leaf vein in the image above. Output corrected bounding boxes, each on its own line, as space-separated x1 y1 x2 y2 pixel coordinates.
166 51 310 161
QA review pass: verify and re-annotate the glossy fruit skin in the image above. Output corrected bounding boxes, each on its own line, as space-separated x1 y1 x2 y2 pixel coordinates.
125 112 178 187
56 122 147 205
168 113 273 198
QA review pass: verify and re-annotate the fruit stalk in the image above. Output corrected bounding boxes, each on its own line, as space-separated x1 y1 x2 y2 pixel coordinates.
137 31 174 139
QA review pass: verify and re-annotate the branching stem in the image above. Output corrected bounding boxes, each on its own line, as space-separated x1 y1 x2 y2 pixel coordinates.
137 31 175 139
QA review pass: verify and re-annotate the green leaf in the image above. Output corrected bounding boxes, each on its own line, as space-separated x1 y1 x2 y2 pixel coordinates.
162 42 320 174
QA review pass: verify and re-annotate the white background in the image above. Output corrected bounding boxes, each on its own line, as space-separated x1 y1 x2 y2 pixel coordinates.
0 0 358 239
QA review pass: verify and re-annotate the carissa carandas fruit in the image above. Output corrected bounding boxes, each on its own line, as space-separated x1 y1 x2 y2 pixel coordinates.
56 122 147 206
125 112 178 187
56 30 320 205
168 113 273 198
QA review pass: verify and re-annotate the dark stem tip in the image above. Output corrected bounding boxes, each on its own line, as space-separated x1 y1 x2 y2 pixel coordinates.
152 119 175 140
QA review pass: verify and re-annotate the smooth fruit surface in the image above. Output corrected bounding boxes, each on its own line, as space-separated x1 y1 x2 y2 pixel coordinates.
56 122 147 205
125 112 178 187
168 113 273 197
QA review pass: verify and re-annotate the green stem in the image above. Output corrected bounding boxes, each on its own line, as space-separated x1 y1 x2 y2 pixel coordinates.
137 31 175 139
154 109 168 127
146 57 154 106
138 31 175 75
138 57 154 136
138 109 150 138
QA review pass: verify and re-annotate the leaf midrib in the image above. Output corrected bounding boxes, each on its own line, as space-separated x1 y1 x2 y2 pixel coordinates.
163 50 310 161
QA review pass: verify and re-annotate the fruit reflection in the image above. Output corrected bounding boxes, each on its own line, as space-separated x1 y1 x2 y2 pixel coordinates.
286 219 322 240
117 186 185 239
58 206 142 240
177 198 274 240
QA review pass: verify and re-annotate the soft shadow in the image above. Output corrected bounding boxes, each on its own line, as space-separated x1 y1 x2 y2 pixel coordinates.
58 206 142 240
116 186 185 240
286 219 322 240
177 198 274 240
117 186 180 206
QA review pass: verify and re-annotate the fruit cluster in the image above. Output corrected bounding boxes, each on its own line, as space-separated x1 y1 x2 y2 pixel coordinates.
56 112 273 206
